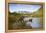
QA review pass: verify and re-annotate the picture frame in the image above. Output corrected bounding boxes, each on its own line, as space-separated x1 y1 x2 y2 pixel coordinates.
5 0 45 33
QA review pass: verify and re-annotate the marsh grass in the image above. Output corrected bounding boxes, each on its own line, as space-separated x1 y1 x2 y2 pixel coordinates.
8 7 43 30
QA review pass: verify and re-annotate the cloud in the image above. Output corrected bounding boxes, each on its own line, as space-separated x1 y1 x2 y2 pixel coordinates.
9 4 41 13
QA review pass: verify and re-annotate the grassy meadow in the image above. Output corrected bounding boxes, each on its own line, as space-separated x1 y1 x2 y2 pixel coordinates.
8 5 43 30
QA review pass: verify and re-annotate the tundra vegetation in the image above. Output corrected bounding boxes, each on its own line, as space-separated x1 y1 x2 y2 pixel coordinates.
8 7 43 30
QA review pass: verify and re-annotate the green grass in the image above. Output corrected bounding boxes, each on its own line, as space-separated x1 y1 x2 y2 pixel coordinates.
8 8 43 30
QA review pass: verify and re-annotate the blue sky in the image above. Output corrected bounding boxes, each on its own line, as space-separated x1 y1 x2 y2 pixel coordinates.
9 4 41 13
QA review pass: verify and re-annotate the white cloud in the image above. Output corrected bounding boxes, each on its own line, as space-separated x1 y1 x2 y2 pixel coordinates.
9 4 41 13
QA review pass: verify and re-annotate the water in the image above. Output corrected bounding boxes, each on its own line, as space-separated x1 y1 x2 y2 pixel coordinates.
13 17 42 29
25 18 42 28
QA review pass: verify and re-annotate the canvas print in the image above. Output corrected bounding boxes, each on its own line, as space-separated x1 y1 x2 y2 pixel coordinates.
8 3 44 30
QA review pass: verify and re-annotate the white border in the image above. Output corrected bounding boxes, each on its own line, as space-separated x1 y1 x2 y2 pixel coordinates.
0 0 45 33
0 0 5 33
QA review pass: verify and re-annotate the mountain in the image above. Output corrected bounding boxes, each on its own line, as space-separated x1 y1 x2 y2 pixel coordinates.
18 11 31 14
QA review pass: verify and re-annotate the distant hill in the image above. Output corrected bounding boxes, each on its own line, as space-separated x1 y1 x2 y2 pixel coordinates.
9 7 43 17
31 7 43 17
18 11 31 14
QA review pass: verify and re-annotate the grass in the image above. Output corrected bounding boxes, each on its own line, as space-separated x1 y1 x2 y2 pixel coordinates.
8 7 43 30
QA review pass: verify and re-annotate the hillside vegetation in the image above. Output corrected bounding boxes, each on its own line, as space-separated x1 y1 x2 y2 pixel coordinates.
8 7 43 30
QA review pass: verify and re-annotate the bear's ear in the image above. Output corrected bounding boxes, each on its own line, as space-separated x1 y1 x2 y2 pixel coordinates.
29 19 32 22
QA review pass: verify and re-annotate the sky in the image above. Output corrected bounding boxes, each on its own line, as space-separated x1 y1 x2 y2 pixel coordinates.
9 4 41 13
